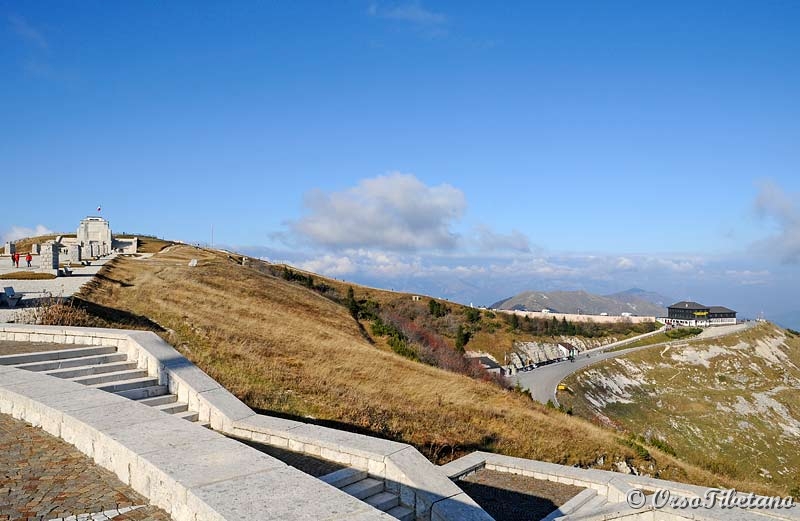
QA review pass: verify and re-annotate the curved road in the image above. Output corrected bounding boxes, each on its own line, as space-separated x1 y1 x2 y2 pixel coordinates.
514 322 754 405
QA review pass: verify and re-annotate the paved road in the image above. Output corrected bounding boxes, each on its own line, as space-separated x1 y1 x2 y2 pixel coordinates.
514 322 754 405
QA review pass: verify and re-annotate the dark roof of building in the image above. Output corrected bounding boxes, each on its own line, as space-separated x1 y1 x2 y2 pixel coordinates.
476 356 501 370
668 301 709 310
709 306 736 314
558 342 578 350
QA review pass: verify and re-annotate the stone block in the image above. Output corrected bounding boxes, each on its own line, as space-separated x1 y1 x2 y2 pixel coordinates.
439 452 487 479
186 466 386 521
431 492 494 521
385 447 464 519
234 413 304 435
195 386 255 432
135 436 286 492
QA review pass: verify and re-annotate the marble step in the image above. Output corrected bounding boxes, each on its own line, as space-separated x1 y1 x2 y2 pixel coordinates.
13 353 128 371
46 361 138 379
342 477 384 500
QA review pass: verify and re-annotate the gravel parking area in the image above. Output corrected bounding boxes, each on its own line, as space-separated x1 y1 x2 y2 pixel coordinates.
458 469 585 521
0 258 112 324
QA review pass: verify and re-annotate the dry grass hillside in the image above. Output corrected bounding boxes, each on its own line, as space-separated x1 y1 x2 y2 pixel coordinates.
67 244 771 494
560 322 800 495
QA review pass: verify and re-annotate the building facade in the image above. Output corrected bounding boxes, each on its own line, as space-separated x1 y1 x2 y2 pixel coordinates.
665 301 737 327
77 216 112 258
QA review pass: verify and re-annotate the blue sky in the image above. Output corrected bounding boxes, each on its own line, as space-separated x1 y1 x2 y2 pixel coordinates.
2 1 799 326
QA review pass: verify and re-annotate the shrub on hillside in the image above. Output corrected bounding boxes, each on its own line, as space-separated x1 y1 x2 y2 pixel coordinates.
15 295 94 326
665 327 702 340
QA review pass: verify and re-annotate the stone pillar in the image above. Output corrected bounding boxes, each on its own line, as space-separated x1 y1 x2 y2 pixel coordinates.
4 242 15 255
68 244 81 264
30 243 40 255
39 242 59 272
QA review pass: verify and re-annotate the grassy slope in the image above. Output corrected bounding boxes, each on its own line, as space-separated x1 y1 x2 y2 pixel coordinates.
74 245 769 493
266 264 653 364
560 323 800 494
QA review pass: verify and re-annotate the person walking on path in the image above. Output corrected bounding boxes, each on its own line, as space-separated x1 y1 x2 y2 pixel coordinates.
25 253 32 267
12 253 20 268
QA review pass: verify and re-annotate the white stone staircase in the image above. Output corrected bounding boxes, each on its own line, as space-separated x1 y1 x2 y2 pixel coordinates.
0 345 202 423
321 468 415 521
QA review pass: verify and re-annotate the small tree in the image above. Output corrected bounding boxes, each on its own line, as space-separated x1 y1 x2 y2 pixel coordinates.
346 286 359 318
455 324 470 352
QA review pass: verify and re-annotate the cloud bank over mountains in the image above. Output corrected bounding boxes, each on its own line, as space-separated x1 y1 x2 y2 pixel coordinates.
252 173 797 321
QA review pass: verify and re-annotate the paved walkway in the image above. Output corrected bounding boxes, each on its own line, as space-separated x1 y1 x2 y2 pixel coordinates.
0 413 171 521
457 469 583 521
0 257 113 324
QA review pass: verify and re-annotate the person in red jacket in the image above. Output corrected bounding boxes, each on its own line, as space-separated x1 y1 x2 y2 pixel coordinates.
25 253 32 267
12 253 20 268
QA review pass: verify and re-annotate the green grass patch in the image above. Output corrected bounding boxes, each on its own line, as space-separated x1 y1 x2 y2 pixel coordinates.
665 327 703 340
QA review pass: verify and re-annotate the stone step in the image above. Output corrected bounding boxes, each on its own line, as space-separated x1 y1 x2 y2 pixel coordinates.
342 478 384 500
14 353 128 372
114 385 169 400
365 491 399 512
320 468 368 489
45 361 138 379
136 394 178 407
155 401 188 415
92 376 160 393
176 410 199 422
0 345 116 365
71 369 149 386
387 505 414 521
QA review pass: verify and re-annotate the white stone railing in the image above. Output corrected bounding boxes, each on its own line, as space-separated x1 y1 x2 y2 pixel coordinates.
0 363 390 521
440 452 800 521
0 324 493 521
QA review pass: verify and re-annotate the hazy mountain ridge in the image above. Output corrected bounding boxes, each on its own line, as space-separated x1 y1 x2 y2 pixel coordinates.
491 288 670 317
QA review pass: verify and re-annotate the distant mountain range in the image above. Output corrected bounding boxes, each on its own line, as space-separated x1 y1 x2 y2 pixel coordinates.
490 288 672 317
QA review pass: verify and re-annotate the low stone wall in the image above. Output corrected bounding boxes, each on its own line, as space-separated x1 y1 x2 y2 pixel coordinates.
441 452 799 521
0 324 493 521
0 364 390 521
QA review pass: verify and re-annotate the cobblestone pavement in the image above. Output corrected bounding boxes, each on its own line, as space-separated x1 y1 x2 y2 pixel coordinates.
458 469 584 521
0 414 171 521
0 342 87 356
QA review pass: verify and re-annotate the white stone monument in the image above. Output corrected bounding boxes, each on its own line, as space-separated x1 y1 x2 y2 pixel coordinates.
39 242 59 272
77 216 112 258
4 242 15 255
68 244 81 264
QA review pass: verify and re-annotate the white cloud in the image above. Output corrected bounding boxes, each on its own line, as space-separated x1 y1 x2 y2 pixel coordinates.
297 254 357 276
616 257 636 270
754 180 800 264
368 2 446 25
474 225 531 253
289 172 466 251
9 14 48 50
1 224 54 244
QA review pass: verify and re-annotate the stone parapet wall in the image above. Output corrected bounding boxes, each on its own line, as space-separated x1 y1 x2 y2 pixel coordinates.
0 324 494 521
0 364 391 521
